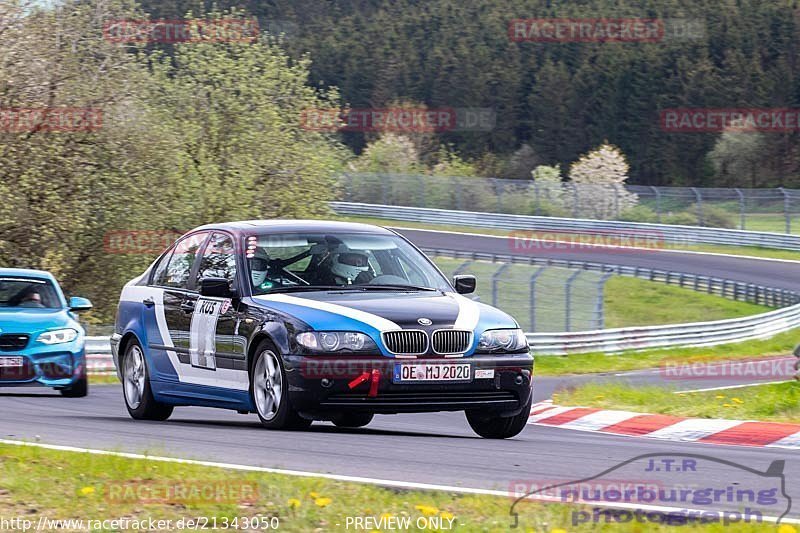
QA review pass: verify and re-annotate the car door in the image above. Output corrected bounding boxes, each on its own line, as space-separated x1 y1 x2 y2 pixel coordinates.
193 232 247 373
151 232 209 373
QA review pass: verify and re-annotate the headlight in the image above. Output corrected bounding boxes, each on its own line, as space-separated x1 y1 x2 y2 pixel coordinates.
296 331 377 353
477 328 527 353
37 328 79 345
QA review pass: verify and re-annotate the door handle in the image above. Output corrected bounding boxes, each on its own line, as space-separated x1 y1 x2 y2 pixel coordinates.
142 298 155 307
180 301 196 313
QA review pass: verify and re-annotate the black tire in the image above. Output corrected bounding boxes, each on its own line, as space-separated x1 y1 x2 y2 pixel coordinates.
250 339 311 430
465 389 532 439
122 339 173 421
333 412 374 428
60 375 88 398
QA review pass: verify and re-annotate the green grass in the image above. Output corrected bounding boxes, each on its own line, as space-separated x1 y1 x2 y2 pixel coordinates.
604 277 769 328
430 257 769 332
0 442 782 532
535 329 800 376
331 215 800 261
553 382 800 424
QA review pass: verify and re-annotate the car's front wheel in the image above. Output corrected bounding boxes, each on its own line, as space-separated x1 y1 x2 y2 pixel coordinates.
251 340 311 430
465 390 532 439
60 375 88 398
122 339 173 421
332 413 374 428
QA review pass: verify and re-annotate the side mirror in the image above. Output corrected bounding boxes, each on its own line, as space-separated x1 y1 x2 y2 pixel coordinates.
68 296 93 312
199 277 236 299
453 275 476 295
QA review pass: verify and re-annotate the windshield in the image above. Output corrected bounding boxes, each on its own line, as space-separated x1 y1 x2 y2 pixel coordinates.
0 277 62 309
246 232 451 294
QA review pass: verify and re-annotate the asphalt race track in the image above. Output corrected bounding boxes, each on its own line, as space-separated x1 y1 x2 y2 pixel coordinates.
0 228 799 523
395 227 800 292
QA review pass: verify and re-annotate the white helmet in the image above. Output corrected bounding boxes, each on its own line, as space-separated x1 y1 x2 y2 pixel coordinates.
250 248 270 287
331 252 370 282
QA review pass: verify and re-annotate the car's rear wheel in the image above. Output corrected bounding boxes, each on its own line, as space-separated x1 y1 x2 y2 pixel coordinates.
332 413 374 428
123 340 173 421
251 340 311 430
60 375 88 398
465 389 532 439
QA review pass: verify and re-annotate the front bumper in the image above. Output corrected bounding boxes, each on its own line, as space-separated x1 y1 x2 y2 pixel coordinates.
283 352 534 415
0 342 85 389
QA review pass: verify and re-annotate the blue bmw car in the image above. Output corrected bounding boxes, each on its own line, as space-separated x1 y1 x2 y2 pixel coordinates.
0 268 93 397
111 221 534 438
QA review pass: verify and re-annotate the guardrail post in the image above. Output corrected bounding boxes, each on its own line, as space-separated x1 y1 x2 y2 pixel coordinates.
492 178 503 213
735 188 745 230
491 263 510 308
564 270 582 331
571 183 579 217
529 266 546 332
780 187 791 234
597 272 614 329
381 174 389 205
692 187 703 226
651 186 662 223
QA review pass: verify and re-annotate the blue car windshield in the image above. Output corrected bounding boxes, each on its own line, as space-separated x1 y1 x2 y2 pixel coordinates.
247 233 452 294
0 277 61 309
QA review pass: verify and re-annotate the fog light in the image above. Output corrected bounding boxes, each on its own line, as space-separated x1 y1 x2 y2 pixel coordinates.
515 374 525 385
321 378 333 388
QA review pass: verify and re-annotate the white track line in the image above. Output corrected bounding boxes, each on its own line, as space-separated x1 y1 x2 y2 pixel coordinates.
391 226 800 264
0 438 796 525
675 380 795 394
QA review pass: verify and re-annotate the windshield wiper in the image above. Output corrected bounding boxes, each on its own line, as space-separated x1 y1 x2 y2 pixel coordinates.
354 284 438 292
265 285 342 293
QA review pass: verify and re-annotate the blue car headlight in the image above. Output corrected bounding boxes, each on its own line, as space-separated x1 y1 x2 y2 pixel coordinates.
37 328 79 345
476 328 528 353
296 331 377 353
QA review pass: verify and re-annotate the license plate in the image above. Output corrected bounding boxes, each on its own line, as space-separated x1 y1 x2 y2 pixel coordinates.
0 357 23 368
393 363 471 383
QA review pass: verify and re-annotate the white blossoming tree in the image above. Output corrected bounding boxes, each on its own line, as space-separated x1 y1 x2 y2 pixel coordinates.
568 142 638 219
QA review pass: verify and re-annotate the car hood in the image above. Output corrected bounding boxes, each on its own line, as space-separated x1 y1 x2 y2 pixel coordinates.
0 308 77 335
252 290 518 334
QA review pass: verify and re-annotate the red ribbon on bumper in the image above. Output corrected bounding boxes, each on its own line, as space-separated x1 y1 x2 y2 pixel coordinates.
348 369 381 397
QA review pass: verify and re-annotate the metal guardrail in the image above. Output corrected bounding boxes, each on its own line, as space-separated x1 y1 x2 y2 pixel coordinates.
526 303 800 355
331 202 800 251
425 249 800 308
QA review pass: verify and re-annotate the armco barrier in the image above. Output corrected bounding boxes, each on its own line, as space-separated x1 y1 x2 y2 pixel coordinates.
330 202 800 251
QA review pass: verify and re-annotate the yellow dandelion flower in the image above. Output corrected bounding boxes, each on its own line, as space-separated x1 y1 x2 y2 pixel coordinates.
594 395 604 399
415 504 439 516
440 511 455 521
715 395 725 399
288 498 301 510
315 497 332 507
79 486 95 496
723 403 734 408
380 513 394 520
309 491 319 499
777 525 797 533
731 398 744 404
551 529 569 533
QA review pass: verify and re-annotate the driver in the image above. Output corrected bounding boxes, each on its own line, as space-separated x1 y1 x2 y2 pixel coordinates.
18 288 45 308
330 252 373 285
249 248 273 293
